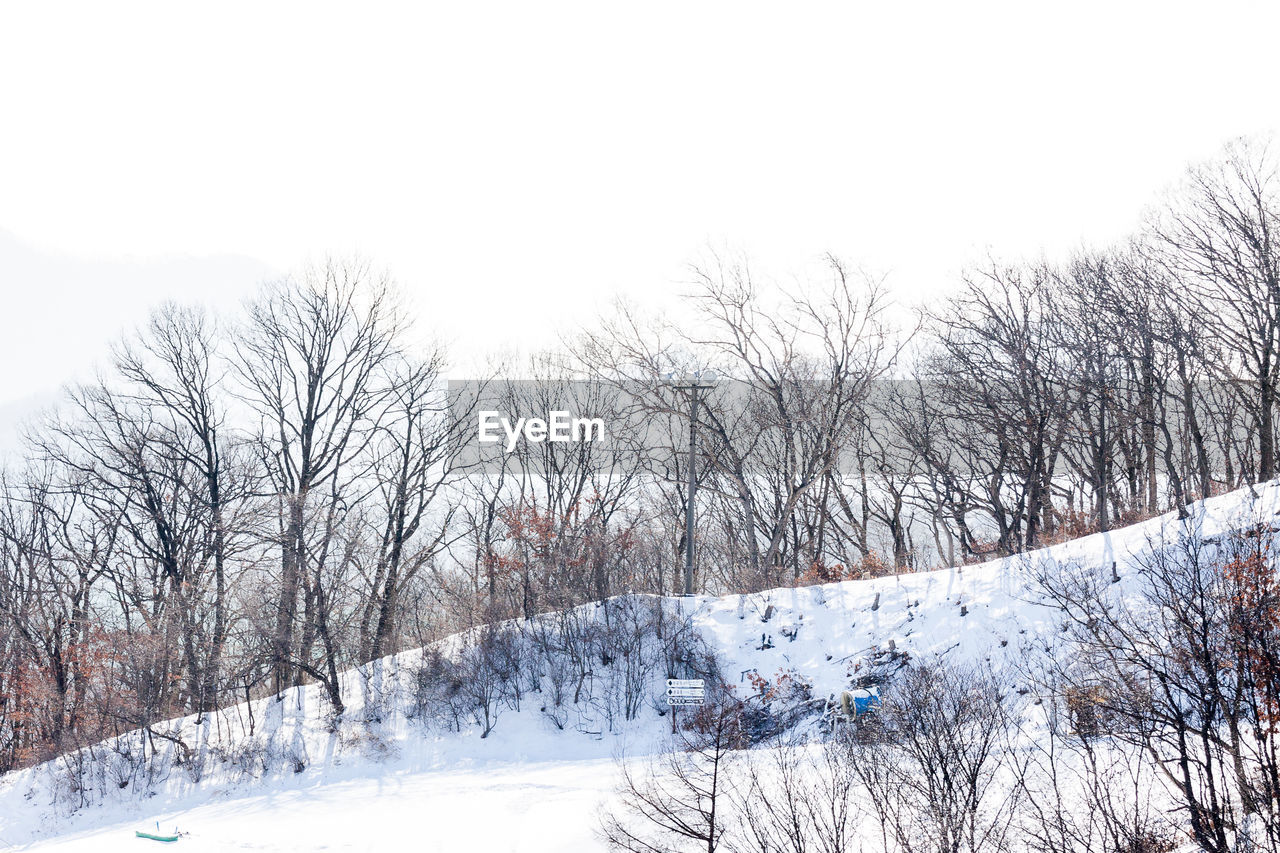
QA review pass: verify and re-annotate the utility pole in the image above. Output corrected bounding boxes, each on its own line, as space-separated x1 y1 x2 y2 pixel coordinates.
663 370 718 596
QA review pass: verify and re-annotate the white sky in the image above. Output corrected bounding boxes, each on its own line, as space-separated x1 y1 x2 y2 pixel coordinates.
2 1 1278 419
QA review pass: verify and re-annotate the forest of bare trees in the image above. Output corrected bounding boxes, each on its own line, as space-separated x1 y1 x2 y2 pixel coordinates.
2 135 1278 787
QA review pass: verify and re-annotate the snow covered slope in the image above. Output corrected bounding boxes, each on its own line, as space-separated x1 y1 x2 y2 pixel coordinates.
3 482 1278 851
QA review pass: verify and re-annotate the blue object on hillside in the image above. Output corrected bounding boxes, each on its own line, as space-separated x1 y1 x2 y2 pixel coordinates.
852 690 879 714
840 688 880 718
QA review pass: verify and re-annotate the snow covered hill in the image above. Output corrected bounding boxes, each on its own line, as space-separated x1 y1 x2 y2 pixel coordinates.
3 482 1278 851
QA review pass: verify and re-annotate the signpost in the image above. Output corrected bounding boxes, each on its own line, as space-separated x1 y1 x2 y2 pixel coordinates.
666 678 705 707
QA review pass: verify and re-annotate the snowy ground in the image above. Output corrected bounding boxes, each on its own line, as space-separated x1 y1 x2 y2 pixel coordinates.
0 688 664 852
4 482 1278 851
6 757 622 852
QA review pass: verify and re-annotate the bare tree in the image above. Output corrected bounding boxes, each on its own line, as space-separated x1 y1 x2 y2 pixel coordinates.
1151 136 1280 483
911 260 1074 557
113 302 249 713
234 258 404 702
730 734 860 853
0 466 119 767
601 704 745 853
1035 521 1280 852
358 349 474 662
846 661 1021 853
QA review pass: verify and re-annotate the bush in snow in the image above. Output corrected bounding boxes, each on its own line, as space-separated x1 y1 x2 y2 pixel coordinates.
1034 523 1280 852
599 701 746 852
843 661 1019 853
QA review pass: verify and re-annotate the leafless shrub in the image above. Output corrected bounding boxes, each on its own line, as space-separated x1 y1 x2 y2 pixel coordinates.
600 702 746 853
729 734 860 853
844 661 1020 853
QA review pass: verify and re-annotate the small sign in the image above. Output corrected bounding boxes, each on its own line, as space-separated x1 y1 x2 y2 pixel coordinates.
665 678 705 706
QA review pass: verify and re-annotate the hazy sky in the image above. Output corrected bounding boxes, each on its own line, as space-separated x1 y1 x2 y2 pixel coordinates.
2 2 1278 418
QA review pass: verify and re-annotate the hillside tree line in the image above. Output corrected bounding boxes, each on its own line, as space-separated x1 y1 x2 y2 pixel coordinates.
1 136 1278 775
